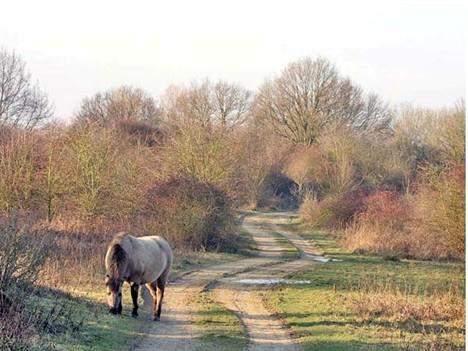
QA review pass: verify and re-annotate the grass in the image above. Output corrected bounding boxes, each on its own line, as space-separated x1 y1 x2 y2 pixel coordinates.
193 292 247 351
263 220 465 350
45 250 244 351
271 229 301 259
44 284 146 351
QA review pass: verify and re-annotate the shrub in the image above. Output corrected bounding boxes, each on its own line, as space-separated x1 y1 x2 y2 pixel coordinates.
160 124 242 205
0 218 72 351
233 124 291 208
62 126 150 219
300 188 369 229
284 145 322 198
38 126 68 222
116 119 164 147
393 103 465 169
343 180 464 260
0 128 38 212
299 193 322 226
411 164 465 260
144 176 235 250
256 171 298 210
343 191 413 257
0 217 50 296
317 128 360 194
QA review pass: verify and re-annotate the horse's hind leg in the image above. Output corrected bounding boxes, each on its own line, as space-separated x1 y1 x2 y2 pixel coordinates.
146 282 158 320
130 283 139 317
154 277 166 321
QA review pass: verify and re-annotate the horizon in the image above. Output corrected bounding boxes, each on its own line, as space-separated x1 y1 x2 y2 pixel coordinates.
1 0 465 120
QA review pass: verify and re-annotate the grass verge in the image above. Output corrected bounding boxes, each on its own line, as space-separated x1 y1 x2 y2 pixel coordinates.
46 251 244 351
262 220 465 351
193 292 247 351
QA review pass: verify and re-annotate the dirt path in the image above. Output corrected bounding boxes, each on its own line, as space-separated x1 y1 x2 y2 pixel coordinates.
211 212 329 351
134 257 275 351
133 211 328 351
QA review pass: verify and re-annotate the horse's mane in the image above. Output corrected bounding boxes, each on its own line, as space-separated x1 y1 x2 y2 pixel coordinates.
108 234 129 278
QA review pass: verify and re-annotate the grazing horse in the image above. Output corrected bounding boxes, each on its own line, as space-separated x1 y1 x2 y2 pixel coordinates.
104 233 173 321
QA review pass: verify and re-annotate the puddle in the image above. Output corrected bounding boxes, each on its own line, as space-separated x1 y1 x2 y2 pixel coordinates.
235 278 311 285
307 255 330 262
304 254 342 263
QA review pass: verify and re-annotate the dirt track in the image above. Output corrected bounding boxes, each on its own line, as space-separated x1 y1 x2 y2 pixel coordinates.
133 212 328 351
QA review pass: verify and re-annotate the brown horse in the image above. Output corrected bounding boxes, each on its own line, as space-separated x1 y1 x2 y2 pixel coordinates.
104 233 173 321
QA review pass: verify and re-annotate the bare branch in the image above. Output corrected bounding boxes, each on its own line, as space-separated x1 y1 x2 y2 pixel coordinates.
0 49 53 129
254 57 393 145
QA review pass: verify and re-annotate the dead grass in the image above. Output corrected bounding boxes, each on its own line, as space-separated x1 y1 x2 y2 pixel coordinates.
349 280 464 329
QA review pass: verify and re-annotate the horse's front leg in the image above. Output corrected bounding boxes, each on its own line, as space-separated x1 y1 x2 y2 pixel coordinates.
130 283 139 317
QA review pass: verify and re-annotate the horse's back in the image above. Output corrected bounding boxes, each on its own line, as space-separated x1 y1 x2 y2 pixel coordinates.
130 235 173 283
138 235 173 265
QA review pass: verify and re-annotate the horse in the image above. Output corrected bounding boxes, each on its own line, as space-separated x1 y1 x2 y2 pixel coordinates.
104 232 173 321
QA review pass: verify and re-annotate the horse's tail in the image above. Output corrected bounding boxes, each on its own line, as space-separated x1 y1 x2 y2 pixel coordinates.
159 239 173 285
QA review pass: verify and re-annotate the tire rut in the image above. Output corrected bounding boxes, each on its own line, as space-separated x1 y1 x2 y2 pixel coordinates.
209 212 329 351
133 211 327 351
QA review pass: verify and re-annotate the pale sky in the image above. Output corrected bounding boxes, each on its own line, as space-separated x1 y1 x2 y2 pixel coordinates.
1 0 465 120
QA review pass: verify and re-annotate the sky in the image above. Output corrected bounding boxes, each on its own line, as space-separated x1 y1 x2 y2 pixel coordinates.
1 0 465 120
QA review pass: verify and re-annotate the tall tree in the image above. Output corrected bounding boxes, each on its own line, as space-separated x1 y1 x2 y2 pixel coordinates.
253 57 392 145
0 49 53 129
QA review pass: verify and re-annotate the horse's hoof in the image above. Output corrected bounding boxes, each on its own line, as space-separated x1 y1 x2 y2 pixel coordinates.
153 316 160 321
132 312 138 318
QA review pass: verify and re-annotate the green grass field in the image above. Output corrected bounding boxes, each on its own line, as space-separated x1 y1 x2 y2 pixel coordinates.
42 221 464 351
262 222 465 351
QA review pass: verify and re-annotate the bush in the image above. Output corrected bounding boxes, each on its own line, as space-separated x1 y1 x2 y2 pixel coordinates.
0 128 38 212
300 188 369 229
61 126 151 219
343 191 413 257
343 180 464 260
116 119 164 147
0 218 74 351
161 125 236 188
233 124 291 208
256 171 298 210
411 164 464 260
144 176 235 250
0 217 50 296
393 103 465 168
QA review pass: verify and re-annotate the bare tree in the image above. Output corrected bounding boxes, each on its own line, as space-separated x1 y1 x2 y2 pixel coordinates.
162 79 251 129
0 49 53 129
76 86 161 126
213 81 251 127
253 57 392 145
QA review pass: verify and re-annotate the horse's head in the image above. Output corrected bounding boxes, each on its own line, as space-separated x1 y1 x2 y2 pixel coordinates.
104 242 128 314
105 274 123 314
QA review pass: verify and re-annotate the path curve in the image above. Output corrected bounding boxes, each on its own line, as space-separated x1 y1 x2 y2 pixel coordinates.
210 212 329 351
133 211 328 351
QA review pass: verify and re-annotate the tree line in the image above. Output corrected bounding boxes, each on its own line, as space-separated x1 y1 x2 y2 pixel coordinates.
0 48 464 260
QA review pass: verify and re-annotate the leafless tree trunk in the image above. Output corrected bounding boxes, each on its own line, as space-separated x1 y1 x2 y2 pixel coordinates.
0 49 53 129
